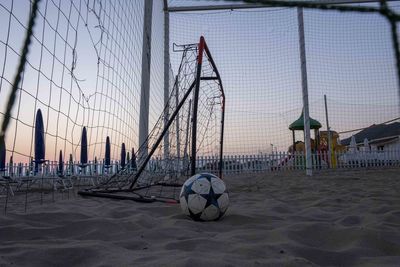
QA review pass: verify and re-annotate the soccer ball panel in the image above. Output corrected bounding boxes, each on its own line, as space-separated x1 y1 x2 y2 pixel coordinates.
180 184 186 196
217 193 229 213
188 194 207 214
180 196 190 215
210 177 226 194
186 174 200 185
191 177 210 194
180 174 200 196
200 204 220 221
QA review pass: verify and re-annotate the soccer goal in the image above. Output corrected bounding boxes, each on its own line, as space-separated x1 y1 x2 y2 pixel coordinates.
78 36 225 203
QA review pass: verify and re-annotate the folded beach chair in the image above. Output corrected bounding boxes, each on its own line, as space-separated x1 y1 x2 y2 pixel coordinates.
0 143 18 196
54 150 73 190
0 169 19 197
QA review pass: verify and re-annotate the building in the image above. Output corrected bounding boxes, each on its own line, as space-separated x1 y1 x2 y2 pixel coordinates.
340 122 400 151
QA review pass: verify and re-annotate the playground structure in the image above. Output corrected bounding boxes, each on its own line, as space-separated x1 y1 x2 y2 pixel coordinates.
281 112 346 169
282 111 398 169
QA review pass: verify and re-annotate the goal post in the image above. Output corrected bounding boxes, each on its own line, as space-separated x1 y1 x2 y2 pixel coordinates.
78 36 225 203
191 36 226 178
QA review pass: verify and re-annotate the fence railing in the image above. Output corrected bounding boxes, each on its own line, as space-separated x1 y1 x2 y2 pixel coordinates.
0 160 133 178
1 150 399 180
1 149 399 214
198 150 400 174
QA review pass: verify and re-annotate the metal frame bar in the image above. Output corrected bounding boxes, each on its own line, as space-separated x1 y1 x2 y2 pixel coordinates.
167 0 397 12
190 37 205 176
190 36 226 178
202 39 226 179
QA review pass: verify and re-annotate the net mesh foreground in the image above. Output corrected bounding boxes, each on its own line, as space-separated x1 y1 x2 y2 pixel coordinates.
0 1 400 211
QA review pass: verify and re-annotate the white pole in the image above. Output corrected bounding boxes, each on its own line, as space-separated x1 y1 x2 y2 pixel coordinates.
324 94 333 167
175 76 181 160
138 0 153 163
297 7 312 176
163 0 170 162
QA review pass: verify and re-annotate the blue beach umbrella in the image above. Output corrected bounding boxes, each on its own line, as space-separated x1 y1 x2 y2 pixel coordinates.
131 148 137 170
94 156 98 174
69 154 74 174
80 127 88 165
105 136 111 166
58 150 64 176
9 156 13 176
0 137 6 171
121 143 126 168
126 152 130 169
34 109 45 171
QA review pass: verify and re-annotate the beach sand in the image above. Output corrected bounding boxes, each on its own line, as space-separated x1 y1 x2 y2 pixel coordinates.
1 169 400 266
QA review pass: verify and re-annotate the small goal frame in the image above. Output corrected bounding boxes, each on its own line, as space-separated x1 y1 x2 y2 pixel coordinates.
78 36 225 203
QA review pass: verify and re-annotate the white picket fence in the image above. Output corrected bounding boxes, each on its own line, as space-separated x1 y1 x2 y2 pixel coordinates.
197 150 400 174
1 150 399 179
0 160 130 178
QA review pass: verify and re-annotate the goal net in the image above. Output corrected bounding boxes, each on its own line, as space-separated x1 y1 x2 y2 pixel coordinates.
167 1 400 170
78 36 225 202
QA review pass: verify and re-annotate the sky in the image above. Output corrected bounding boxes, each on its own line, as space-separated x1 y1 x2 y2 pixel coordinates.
169 1 399 154
0 0 399 164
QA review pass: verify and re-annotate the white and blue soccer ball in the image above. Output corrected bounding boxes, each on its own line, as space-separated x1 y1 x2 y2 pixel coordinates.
180 173 229 221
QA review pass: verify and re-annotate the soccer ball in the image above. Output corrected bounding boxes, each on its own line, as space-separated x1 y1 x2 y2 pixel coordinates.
179 173 229 221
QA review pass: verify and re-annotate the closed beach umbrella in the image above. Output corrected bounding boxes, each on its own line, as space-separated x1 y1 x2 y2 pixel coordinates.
9 156 13 175
80 127 88 165
121 143 126 168
126 152 130 169
0 137 6 171
34 109 45 171
94 156 98 174
69 154 74 174
105 136 111 166
58 150 64 175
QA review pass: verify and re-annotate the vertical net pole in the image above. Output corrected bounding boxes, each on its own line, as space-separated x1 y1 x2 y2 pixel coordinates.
297 7 312 176
324 94 333 168
175 77 181 161
139 0 153 164
219 93 225 178
163 0 170 162
190 36 206 176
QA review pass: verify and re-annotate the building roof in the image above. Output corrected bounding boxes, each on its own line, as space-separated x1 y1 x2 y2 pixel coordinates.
341 122 400 146
289 112 322 131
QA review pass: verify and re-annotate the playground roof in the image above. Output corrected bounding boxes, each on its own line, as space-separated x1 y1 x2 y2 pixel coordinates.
289 112 322 131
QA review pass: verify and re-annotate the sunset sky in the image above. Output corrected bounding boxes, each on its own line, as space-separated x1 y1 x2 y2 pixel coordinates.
0 0 399 163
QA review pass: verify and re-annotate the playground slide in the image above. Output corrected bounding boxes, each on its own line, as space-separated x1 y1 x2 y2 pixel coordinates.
270 154 293 171
278 154 292 167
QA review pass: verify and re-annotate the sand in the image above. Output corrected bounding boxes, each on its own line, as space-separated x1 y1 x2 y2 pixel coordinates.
1 168 400 266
